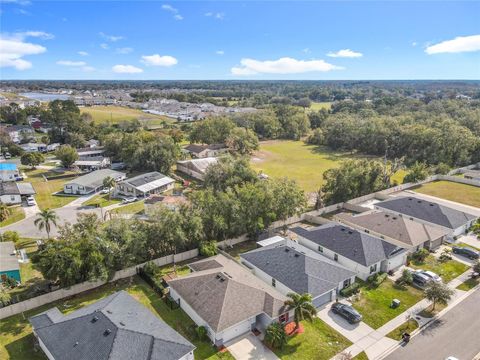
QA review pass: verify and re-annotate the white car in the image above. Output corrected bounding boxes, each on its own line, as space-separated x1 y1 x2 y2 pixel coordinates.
26 196 36 206
122 196 138 204
100 188 112 195
422 270 442 283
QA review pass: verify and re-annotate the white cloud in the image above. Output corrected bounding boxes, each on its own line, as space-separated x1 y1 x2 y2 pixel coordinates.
141 54 178 67
112 64 143 73
302 48 311 54
0 35 46 70
100 43 109 50
3 31 54 41
216 50 224 55
425 34 480 54
205 12 225 20
99 32 124 42
162 4 183 20
116 47 133 54
81 66 95 72
78 51 89 56
231 57 343 76
411 42 418 47
327 49 363 58
56 60 86 66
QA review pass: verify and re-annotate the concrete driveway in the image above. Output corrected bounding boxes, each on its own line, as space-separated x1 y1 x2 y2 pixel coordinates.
226 333 279 360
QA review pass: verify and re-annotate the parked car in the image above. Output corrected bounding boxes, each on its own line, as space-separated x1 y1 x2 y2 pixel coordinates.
4 152 11 159
422 270 442 283
100 188 112 195
331 302 363 324
452 246 480 259
412 271 432 287
26 196 36 206
122 196 138 204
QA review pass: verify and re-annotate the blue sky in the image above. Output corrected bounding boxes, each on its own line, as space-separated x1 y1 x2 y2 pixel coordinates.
1 1 479 80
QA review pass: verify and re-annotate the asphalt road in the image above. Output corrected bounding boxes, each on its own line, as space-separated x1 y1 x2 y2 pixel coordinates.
384 287 480 360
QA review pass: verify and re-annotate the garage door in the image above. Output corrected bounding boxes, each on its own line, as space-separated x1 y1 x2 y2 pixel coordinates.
387 253 407 271
220 319 252 344
312 291 333 308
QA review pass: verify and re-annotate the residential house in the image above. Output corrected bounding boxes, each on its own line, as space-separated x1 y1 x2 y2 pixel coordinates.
144 194 188 215
73 156 111 172
375 196 478 238
291 223 408 280
64 169 126 195
168 254 292 346
29 291 195 360
0 125 35 144
0 181 35 204
241 238 356 307
176 157 218 181
76 147 105 158
184 144 228 158
335 211 449 251
20 142 47 153
0 241 20 283
115 172 175 198
0 163 20 182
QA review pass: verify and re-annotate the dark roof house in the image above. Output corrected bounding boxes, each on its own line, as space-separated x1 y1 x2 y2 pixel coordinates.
29 290 195 360
290 223 401 266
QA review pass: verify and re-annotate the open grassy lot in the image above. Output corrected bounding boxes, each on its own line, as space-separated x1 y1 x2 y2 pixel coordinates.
0 276 233 360
409 255 469 283
273 318 352 360
223 240 257 260
82 193 121 208
22 168 78 209
80 105 175 127
112 200 145 215
351 279 424 329
413 180 480 208
309 102 332 111
0 206 25 227
386 319 419 340
251 140 404 192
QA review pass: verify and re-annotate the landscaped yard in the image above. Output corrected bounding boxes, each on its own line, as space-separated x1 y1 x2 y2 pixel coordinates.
0 276 233 360
413 180 480 208
111 200 145 215
250 140 404 192
82 193 121 208
223 240 257 259
351 279 425 329
0 206 25 227
80 105 175 128
386 319 419 340
22 168 78 209
409 255 469 283
272 318 352 360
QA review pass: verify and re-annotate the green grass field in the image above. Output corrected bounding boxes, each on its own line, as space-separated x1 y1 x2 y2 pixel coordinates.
0 206 25 227
386 319 419 340
409 255 469 283
0 276 233 360
82 193 121 208
250 140 405 192
309 102 332 111
112 200 145 215
413 181 480 208
80 105 175 127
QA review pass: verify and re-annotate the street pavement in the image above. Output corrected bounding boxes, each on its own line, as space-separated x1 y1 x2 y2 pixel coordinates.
384 287 480 360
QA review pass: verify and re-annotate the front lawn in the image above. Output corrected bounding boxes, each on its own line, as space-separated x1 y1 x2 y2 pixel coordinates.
456 278 479 291
386 319 419 340
0 276 233 360
0 206 25 227
351 279 424 329
273 318 352 360
413 180 480 208
409 255 469 283
418 303 447 318
82 193 121 208
112 200 145 215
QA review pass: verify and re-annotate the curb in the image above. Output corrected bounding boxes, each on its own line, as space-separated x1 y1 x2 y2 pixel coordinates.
377 282 480 360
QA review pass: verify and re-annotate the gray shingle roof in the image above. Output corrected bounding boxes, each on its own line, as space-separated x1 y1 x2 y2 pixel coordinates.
29 291 195 360
168 255 288 333
291 223 401 266
376 196 477 229
65 169 126 190
241 244 355 297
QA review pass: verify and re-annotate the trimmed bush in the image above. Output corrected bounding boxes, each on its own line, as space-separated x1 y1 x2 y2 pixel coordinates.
199 241 218 257
340 282 360 297
196 326 208 341
367 272 387 287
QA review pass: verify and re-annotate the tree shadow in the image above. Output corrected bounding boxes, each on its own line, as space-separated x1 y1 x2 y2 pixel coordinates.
5 332 47 360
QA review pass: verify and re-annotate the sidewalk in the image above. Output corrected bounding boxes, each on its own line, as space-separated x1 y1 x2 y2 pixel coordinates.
331 268 475 360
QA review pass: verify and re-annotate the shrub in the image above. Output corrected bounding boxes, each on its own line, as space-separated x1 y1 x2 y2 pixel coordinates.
264 322 287 349
395 269 413 286
0 286 11 307
367 272 387 287
196 326 208 341
2 276 18 289
340 282 360 297
411 248 429 263
1 231 20 243
199 241 218 257
143 261 159 277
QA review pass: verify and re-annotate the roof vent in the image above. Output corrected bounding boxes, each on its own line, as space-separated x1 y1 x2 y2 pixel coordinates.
408 198 413 200
392 217 397 220
348 231 353 234
429 203 434 206
417 200 422 203
91 316 99 323
119 321 125 326
74 342 79 347
106 310 112 314
294 254 300 258
216 274 221 279
385 214 389 218
104 329 112 336
341 228 345 231
219 278 225 282
285 248 290 252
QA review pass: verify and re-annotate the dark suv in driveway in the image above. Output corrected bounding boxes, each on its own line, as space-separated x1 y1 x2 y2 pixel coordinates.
452 246 480 259
331 302 363 324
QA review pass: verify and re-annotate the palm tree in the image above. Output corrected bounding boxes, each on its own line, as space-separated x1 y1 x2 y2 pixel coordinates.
34 209 58 239
0 202 11 222
102 176 116 199
284 292 317 331
264 322 288 349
